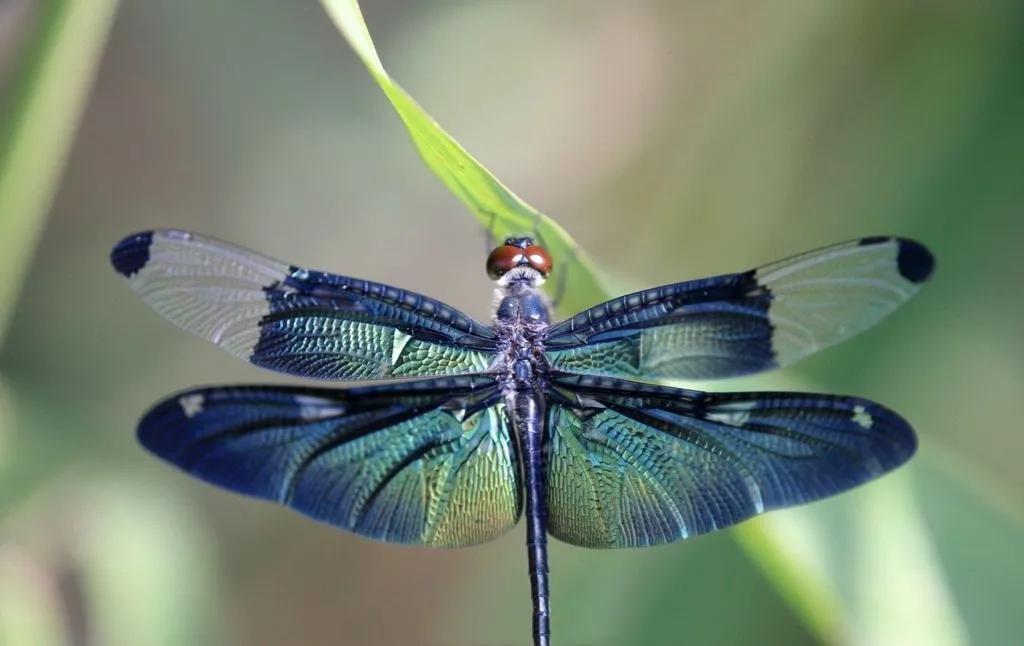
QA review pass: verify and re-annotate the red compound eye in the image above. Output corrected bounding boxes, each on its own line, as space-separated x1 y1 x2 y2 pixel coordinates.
524 245 553 277
486 245 525 279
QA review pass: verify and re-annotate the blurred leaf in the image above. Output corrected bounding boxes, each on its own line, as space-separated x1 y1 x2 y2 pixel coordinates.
0 546 64 646
730 372 1018 645
548 535 817 646
0 479 222 646
0 377 11 478
76 481 222 646
732 522 842 642
739 471 969 646
0 0 119 342
739 441 1024 646
0 375 91 517
319 0 609 315
913 448 1024 645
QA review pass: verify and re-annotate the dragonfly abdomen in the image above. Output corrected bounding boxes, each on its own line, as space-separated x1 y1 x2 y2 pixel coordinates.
508 388 550 646
495 280 553 646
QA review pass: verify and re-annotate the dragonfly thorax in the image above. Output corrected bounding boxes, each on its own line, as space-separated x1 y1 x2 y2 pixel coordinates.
493 281 551 391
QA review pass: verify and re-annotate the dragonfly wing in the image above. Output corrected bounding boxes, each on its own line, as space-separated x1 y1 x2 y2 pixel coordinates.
544 374 915 548
111 230 498 380
138 376 521 547
544 237 934 380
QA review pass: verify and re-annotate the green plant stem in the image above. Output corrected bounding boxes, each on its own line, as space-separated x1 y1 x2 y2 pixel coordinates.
0 0 120 343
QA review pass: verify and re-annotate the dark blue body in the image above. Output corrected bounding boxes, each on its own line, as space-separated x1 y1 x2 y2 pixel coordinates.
495 280 552 646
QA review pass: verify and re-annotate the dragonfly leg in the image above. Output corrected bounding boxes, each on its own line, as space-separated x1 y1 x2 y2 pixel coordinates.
549 261 568 311
481 208 499 255
530 226 568 310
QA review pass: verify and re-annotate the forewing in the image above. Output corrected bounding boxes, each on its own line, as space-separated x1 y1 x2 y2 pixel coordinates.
544 374 915 548
138 376 520 547
544 237 934 380
111 229 497 380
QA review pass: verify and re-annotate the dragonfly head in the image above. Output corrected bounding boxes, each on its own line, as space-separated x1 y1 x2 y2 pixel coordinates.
486 237 553 286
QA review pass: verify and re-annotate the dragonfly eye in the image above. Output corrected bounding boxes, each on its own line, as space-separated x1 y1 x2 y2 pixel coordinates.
525 245 553 277
486 245 526 279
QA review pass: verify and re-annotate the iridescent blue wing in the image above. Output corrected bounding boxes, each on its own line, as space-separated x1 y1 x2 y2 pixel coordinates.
138 376 521 546
544 237 934 380
111 230 497 380
544 374 915 548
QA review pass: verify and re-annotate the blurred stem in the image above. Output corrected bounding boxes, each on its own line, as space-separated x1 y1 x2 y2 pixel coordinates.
733 522 840 643
0 0 120 343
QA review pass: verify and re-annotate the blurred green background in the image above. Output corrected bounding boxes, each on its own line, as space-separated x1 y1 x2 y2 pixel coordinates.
1 1 1022 645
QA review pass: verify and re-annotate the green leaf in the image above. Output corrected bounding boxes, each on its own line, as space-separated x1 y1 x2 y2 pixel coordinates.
0 550 65 646
75 482 222 646
0 0 120 342
318 0 609 315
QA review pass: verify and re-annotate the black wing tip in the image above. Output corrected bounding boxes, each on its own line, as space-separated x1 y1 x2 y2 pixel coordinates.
136 392 187 459
110 230 154 277
858 236 935 284
843 396 918 472
896 239 935 284
136 386 223 462
877 405 918 465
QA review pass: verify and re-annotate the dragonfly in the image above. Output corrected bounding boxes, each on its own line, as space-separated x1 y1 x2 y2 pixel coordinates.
111 229 933 646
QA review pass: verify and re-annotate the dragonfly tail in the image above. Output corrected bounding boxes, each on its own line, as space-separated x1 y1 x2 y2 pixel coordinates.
511 390 551 646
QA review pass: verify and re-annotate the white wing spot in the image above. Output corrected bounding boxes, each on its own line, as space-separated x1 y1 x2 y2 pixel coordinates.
712 400 757 412
746 476 765 514
391 329 412 366
852 405 874 429
300 405 346 420
165 229 192 241
707 410 751 427
179 394 204 418
294 395 346 420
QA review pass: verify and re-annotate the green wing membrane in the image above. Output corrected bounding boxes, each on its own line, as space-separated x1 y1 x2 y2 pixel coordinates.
138 376 521 547
545 375 916 548
111 229 498 380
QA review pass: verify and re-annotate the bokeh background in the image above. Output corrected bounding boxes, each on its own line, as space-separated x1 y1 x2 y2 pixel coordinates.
2 1 1022 645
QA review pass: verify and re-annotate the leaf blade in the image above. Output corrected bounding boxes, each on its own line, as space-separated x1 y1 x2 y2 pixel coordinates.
319 0 609 314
